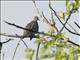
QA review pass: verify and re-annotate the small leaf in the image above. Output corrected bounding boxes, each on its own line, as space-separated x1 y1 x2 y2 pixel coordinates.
34 39 42 44
40 47 54 59
66 0 70 8
25 48 35 60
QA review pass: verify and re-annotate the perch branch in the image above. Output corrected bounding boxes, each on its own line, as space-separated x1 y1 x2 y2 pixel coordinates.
4 21 56 37
1 21 80 47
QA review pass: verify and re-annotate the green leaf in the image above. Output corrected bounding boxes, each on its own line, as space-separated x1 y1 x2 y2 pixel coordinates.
25 48 35 60
34 39 42 44
40 47 54 59
66 0 71 10
66 9 70 15
66 0 70 7
40 47 47 53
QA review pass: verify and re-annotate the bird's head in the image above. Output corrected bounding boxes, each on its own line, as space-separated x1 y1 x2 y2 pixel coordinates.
34 16 39 21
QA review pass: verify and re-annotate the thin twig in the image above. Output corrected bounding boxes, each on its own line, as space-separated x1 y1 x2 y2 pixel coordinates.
36 42 41 60
15 34 28 48
74 21 80 29
32 0 42 18
67 22 78 33
42 11 58 32
2 39 14 44
65 27 80 36
0 33 28 48
60 11 72 32
57 12 78 33
0 42 2 54
2 53 5 60
12 40 20 60
68 39 80 47
60 8 78 32
32 0 40 15
49 4 80 36
12 38 28 60
0 39 14 54
20 39 28 48
49 0 54 21
54 10 78 33
42 11 51 25
0 33 37 38
58 15 78 33
0 33 22 38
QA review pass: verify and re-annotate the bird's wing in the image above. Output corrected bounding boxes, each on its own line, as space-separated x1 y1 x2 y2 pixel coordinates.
25 21 39 32
25 21 34 29
22 21 39 38
32 21 39 32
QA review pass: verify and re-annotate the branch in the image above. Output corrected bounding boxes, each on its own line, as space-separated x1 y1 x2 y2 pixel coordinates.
68 39 80 47
60 10 72 32
36 42 41 60
0 33 37 38
12 38 28 60
60 8 78 32
12 37 28 60
42 11 58 32
49 4 80 36
1 39 14 44
49 0 78 33
67 22 78 33
0 33 20 38
0 42 2 54
4 21 38 33
2 53 5 60
0 39 13 55
49 3 80 47
58 14 78 33
20 39 28 48
4 21 56 37
49 0 55 21
42 11 51 25
3 20 80 47
32 0 42 18
1 33 28 48
74 21 80 29
12 40 20 60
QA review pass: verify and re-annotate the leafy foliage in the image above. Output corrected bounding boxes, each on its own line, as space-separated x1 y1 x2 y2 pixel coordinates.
66 0 80 15
25 48 35 60
24 1 80 60
25 31 80 60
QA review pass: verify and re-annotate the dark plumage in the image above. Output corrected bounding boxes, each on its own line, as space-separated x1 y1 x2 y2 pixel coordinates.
22 16 39 40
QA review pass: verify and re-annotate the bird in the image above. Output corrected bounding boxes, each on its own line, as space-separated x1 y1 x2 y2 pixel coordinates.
22 16 39 40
